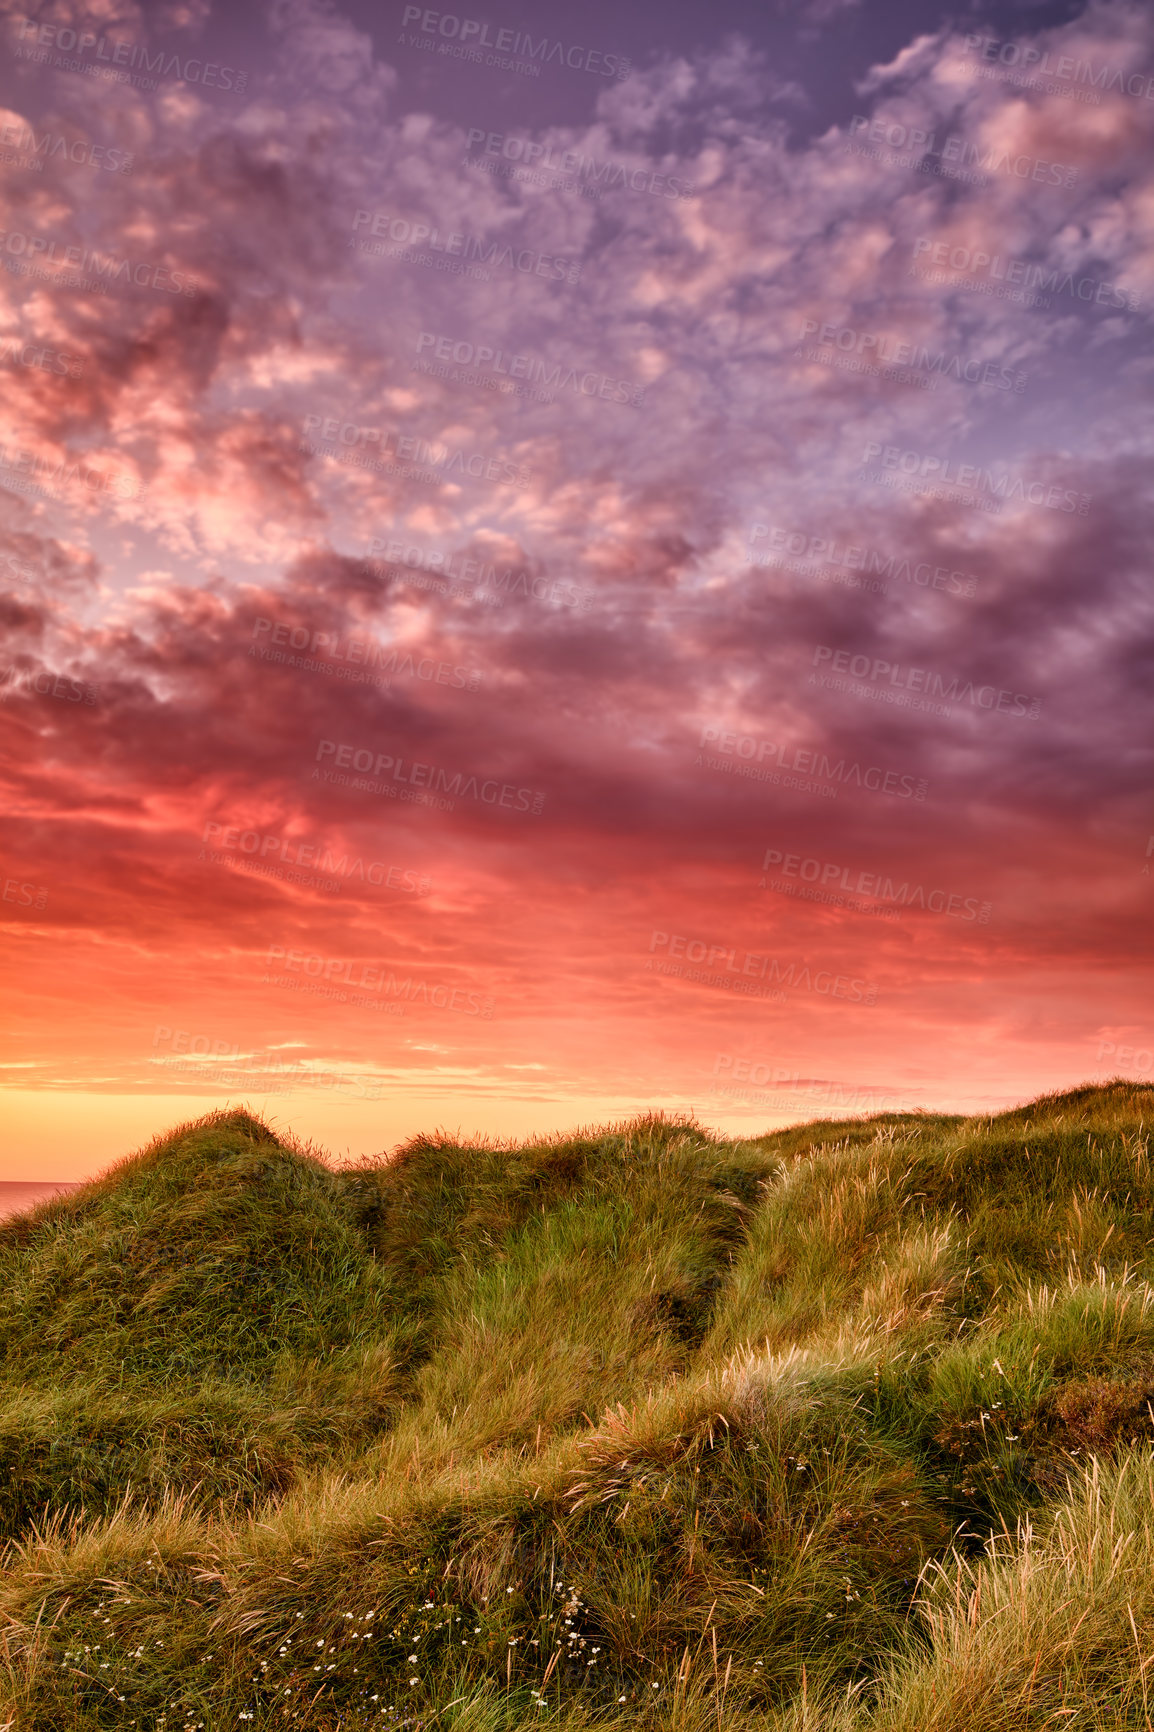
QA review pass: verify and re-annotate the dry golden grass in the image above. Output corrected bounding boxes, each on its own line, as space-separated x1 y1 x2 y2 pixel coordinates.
0 1086 1151 1726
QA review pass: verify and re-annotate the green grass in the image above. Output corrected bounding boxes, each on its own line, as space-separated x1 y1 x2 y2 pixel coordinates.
0 1083 1153 1728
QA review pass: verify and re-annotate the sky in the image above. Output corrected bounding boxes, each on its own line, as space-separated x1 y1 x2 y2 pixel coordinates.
0 0 1151 1178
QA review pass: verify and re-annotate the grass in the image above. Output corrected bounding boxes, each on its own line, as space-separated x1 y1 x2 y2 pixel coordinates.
0 1082 1152 1727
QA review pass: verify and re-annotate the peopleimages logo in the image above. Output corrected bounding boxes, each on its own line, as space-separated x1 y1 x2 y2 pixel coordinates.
264 946 494 1019
153 1025 243 1060
464 130 693 200
799 319 1026 392
748 523 977 598
0 442 141 503
760 847 992 923
0 337 84 379
709 1060 926 1118
2 552 38 587
2 874 48 910
811 645 1041 719
1096 1038 1153 1072
415 332 644 407
351 210 581 284
199 822 431 895
0 664 100 705
399 9 631 78
300 414 531 489
250 618 482 691
960 34 1154 101
648 930 879 1004
0 229 198 296
846 116 1077 187
314 740 546 815
11 17 248 93
860 443 1091 515
697 726 929 801
0 123 134 173
911 238 1140 312
367 539 592 610
150 1026 384 1099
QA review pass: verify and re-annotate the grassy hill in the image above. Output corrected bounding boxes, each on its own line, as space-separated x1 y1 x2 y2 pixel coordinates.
0 1084 1153 1729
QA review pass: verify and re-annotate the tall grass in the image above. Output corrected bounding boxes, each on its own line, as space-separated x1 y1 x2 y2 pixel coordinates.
0 1084 1151 1727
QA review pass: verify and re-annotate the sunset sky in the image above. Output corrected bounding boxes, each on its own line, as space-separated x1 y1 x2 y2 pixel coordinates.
1 0 1152 1178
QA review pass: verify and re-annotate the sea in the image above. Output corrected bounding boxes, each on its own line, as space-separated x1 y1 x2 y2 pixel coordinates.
0 1181 81 1221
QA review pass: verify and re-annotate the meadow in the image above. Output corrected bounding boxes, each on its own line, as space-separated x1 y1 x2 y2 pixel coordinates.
0 1081 1152 1729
